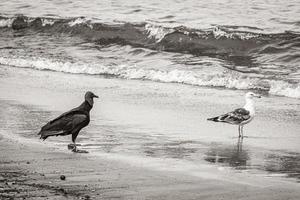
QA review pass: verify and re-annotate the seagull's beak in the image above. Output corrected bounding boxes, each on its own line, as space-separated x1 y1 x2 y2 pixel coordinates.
93 94 99 98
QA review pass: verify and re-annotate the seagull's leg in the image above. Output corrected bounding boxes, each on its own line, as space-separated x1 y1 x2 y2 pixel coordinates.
241 126 244 138
238 125 241 138
237 137 241 151
237 137 243 152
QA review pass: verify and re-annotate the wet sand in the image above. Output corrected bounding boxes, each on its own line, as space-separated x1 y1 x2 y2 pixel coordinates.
0 65 300 199
1 134 300 200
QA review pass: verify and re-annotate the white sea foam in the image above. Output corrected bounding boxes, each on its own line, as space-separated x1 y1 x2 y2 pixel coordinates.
68 17 93 29
212 27 258 40
144 24 257 42
145 24 174 42
41 18 55 26
269 81 300 99
0 56 299 98
0 18 14 27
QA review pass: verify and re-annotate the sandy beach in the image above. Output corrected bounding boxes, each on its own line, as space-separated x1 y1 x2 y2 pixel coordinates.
1 133 300 200
0 65 300 199
2 133 300 200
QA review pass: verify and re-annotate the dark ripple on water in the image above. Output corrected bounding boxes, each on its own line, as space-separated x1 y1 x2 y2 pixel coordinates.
0 15 299 72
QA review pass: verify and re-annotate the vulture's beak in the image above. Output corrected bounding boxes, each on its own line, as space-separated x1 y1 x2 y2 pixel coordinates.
93 94 99 98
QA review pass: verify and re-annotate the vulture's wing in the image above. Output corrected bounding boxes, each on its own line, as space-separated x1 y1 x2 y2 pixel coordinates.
49 106 82 124
39 113 87 140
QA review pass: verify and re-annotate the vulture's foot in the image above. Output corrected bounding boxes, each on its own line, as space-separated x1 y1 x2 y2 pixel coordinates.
67 143 87 153
68 143 75 150
67 143 81 150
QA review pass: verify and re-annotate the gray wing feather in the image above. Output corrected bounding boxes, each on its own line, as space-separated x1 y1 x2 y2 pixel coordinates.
209 108 250 125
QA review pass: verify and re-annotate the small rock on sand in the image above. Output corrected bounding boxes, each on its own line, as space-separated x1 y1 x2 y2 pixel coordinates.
60 175 66 180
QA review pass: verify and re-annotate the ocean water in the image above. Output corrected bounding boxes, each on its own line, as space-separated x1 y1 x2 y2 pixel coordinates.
0 0 299 98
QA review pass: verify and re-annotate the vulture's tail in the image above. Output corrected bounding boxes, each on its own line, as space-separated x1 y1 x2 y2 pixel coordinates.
38 122 69 140
38 130 63 140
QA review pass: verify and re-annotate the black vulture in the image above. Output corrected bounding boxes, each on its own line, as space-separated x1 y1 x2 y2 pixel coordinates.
38 91 98 152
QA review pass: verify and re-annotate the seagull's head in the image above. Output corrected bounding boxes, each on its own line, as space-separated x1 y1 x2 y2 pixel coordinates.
245 92 261 99
85 91 99 106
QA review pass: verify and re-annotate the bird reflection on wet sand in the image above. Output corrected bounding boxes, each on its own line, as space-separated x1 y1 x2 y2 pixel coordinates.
204 138 249 169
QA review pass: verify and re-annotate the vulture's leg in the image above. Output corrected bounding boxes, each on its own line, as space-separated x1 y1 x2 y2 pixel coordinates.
70 132 79 152
72 141 78 152
71 132 88 153
68 132 78 152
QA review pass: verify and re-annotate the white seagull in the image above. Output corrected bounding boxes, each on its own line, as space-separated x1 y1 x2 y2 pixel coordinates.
207 92 261 138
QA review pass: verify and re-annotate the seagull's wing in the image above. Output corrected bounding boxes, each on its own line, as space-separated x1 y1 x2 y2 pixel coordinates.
208 108 250 125
38 113 87 140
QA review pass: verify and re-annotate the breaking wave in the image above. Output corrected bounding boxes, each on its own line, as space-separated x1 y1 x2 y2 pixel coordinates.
0 56 299 98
